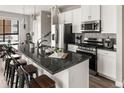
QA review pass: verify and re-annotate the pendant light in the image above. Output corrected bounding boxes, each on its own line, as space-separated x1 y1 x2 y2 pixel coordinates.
32 6 37 20
51 5 60 25
23 5 26 29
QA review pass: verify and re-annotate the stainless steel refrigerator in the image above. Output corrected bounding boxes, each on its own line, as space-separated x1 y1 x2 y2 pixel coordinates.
51 23 75 50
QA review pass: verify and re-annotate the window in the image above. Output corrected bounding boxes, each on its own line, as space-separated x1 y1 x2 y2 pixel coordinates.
0 19 19 43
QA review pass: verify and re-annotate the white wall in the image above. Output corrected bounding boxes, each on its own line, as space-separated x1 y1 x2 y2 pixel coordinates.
116 5 124 88
29 14 41 46
29 11 51 46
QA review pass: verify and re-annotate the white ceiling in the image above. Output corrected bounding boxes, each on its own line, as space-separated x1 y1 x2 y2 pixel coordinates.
0 5 57 15
0 5 80 15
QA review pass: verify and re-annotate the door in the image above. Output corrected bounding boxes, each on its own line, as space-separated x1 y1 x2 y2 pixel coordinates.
97 49 116 80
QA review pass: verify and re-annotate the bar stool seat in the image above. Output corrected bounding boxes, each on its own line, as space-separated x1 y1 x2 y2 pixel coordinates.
22 64 38 75
27 74 55 88
27 79 41 88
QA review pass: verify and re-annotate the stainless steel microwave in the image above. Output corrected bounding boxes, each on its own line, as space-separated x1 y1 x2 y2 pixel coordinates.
81 20 101 32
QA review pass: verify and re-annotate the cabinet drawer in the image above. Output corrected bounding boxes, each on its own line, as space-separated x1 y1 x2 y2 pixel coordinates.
97 49 116 57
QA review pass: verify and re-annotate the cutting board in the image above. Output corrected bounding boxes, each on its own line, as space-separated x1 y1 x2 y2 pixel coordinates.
49 52 69 59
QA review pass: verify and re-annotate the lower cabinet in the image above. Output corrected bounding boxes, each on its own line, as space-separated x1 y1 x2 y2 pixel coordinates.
97 49 116 80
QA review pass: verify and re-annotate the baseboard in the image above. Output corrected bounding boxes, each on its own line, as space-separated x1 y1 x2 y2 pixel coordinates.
115 81 123 88
97 73 115 81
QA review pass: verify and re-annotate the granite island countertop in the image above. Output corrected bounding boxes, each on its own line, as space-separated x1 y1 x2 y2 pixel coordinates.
18 45 91 75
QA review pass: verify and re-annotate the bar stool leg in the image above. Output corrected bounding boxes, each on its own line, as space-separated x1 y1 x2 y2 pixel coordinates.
7 65 12 85
10 66 15 88
4 59 9 76
15 75 19 88
19 74 25 88
5 59 11 80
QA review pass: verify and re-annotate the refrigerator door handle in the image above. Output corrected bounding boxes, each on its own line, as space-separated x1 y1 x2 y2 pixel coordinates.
52 34 55 40
56 29 58 43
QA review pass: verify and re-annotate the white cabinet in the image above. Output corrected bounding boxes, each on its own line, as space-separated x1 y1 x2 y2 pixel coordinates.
58 13 65 24
81 5 100 21
68 44 78 52
81 5 90 21
64 11 73 24
101 5 117 33
72 8 81 33
97 49 116 80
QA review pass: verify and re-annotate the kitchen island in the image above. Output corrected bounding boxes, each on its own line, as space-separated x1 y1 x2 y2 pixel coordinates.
18 45 91 88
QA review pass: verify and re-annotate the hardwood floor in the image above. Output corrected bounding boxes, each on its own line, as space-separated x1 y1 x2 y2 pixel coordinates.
89 74 116 88
0 58 117 88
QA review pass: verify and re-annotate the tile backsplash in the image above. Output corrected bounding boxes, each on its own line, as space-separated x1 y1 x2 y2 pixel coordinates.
75 33 116 44
84 33 116 39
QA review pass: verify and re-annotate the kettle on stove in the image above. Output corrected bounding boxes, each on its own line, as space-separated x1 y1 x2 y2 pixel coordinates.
103 36 113 49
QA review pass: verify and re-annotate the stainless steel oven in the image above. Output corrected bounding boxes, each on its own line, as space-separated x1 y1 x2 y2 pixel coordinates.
81 20 101 32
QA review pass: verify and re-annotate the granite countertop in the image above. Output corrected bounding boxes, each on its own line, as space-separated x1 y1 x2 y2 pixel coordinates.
18 44 91 75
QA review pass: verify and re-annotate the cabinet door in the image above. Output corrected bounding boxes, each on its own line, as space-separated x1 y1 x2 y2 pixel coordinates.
58 13 65 24
97 50 116 80
102 53 116 80
97 52 104 75
81 5 90 21
101 5 117 33
90 5 100 20
72 8 81 33
64 11 73 24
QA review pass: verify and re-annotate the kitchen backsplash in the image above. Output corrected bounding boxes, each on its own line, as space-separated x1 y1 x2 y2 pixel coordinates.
84 33 116 39
75 33 116 44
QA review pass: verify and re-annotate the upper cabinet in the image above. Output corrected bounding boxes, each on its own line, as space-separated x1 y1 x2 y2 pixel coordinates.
64 11 73 24
101 5 117 33
81 5 100 21
58 13 65 24
58 11 73 24
58 9 81 33
72 8 81 33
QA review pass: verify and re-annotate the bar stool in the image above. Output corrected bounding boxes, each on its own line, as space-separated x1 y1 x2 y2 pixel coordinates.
4 54 21 81
26 74 56 88
8 59 27 88
15 64 38 88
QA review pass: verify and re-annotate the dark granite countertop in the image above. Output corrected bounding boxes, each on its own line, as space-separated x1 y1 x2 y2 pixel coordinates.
18 44 91 75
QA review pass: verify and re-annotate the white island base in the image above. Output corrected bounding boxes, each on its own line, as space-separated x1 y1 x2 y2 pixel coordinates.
22 54 89 88
44 59 89 88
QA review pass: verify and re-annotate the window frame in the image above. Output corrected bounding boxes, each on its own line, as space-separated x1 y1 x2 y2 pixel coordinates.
0 19 19 43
